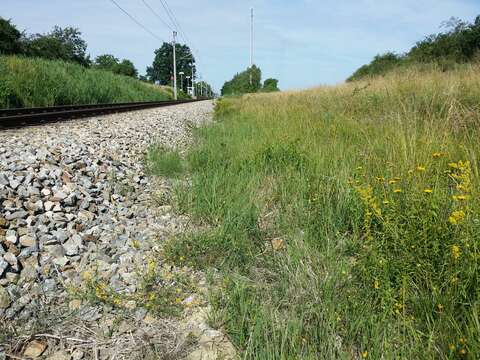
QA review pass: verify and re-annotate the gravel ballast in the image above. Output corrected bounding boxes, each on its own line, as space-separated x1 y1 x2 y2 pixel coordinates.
0 101 235 359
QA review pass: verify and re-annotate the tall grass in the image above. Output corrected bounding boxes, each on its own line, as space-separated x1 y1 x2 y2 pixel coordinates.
0 55 172 108
158 63 480 359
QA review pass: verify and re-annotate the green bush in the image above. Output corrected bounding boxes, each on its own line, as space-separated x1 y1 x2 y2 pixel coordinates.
349 15 480 81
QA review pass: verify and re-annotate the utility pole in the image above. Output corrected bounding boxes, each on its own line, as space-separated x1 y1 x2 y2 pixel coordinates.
179 72 184 94
191 63 195 98
250 7 254 68
249 7 254 86
172 31 178 100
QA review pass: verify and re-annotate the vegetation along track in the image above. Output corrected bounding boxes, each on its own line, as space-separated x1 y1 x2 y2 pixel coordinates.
0 99 210 129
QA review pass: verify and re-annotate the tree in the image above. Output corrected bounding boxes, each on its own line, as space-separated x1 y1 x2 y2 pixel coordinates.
195 81 214 97
347 52 404 81
94 54 119 70
263 78 280 92
116 59 138 78
24 26 90 66
93 55 138 78
348 14 480 81
0 17 22 55
221 65 262 96
146 42 195 85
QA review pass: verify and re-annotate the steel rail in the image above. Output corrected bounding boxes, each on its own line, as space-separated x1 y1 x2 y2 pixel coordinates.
0 99 207 129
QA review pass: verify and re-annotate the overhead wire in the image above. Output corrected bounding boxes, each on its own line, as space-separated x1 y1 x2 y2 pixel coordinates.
158 0 199 59
109 0 209 89
108 0 164 42
141 0 174 32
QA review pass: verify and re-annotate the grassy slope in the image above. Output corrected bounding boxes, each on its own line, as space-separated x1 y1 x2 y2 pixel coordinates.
0 55 173 108
158 63 480 359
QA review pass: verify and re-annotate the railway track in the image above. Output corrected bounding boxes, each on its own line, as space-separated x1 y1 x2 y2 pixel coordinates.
0 99 208 129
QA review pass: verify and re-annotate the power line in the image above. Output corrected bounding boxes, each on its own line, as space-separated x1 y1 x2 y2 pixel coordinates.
155 0 209 90
108 0 164 42
141 0 174 32
158 0 180 32
158 0 193 52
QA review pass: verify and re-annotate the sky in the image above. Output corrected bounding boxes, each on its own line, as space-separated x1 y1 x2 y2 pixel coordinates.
1 0 479 91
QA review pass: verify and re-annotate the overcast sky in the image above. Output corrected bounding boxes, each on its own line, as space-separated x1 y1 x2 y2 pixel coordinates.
1 1 479 91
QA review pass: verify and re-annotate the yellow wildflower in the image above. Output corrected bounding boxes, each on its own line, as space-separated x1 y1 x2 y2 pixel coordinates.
375 176 385 182
393 189 402 193
460 348 467 355
362 351 368 358
394 303 405 315
452 195 469 201
388 179 399 185
449 162 459 169
416 166 426 172
131 240 140 249
148 259 156 273
423 188 433 194
459 338 466 345
449 344 455 351
408 169 414 175
374 280 380 289
433 152 444 158
383 200 390 205
449 210 466 225
437 303 444 312
451 245 461 260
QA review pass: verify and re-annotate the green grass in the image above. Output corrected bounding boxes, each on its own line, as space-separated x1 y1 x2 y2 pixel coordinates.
154 63 480 359
0 55 173 108
146 146 184 178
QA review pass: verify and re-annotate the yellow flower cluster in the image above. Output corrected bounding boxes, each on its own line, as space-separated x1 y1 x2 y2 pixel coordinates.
394 302 405 315
355 185 381 240
95 282 109 301
148 258 157 274
449 210 466 225
451 245 461 261
448 160 471 226
432 152 445 158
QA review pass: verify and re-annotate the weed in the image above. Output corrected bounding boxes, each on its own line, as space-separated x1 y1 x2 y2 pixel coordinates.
146 146 184 178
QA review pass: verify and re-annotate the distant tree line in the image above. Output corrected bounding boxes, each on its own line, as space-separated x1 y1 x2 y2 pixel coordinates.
348 15 480 81
221 65 280 96
0 17 137 77
0 17 214 92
